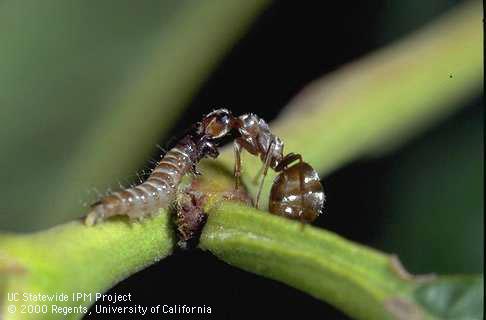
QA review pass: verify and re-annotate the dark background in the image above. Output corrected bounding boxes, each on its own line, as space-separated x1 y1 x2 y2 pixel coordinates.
87 1 483 319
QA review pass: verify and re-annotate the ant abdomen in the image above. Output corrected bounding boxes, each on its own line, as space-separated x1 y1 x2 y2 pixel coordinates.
269 162 324 222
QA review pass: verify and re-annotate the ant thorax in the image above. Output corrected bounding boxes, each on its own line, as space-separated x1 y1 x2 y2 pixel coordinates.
236 113 284 168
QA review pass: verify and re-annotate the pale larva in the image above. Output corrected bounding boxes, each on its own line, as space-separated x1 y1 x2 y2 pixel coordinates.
84 109 233 226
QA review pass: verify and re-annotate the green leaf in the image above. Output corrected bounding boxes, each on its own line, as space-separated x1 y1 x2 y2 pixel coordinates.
414 275 484 320
378 105 483 274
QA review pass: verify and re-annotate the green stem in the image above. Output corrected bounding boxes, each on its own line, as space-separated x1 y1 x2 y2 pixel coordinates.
0 214 174 320
199 201 482 320
199 202 417 320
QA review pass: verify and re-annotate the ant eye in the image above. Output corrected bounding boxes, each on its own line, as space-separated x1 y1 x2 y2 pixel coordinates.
206 117 229 138
202 110 231 139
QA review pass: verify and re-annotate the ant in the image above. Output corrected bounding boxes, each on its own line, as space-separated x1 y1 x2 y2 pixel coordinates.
201 109 325 222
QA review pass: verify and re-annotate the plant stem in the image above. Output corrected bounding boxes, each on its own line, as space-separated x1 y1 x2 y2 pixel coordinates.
199 202 420 320
0 213 174 320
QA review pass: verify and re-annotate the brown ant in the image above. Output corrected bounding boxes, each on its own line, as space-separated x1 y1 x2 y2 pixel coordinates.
201 109 325 222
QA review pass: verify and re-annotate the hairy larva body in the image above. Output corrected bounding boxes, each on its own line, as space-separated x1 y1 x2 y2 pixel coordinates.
85 124 223 226
85 143 191 225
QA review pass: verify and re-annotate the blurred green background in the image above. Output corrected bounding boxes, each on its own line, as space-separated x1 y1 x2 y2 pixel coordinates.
0 0 482 318
0 0 269 230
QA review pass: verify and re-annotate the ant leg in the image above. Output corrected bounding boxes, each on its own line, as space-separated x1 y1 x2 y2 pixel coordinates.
234 142 242 190
255 141 274 209
274 152 301 172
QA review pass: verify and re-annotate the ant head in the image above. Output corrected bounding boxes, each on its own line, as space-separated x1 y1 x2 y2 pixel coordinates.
200 108 234 139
